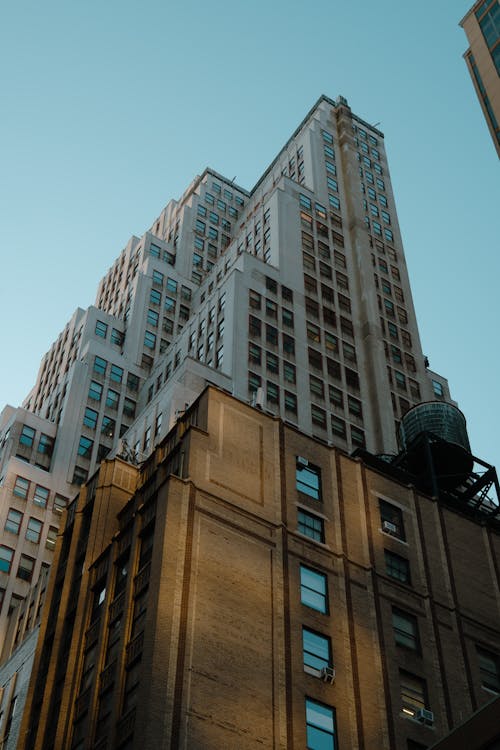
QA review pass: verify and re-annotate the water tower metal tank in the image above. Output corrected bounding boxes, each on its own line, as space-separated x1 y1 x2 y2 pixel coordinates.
399 402 473 490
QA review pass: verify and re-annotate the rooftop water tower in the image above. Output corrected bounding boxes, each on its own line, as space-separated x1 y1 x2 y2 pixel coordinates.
398 401 474 491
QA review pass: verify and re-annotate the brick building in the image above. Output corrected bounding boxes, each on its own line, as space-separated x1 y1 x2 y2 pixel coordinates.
18 387 500 749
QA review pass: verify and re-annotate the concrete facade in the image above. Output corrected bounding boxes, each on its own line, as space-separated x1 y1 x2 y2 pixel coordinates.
18 387 500 750
461 0 500 157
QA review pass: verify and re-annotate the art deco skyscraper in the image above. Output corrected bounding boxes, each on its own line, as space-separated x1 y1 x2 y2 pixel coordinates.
0 95 451 647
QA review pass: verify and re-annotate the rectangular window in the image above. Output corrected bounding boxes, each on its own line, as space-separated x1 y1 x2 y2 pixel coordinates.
33 485 49 508
83 407 98 430
303 627 332 671
123 398 136 418
46 526 58 551
17 554 35 582
305 699 336 750
393 608 420 651
95 320 108 338
400 671 427 717
37 434 54 456
78 436 94 458
477 647 500 692
26 517 42 544
106 389 119 410
101 416 115 438
298 509 324 542
19 425 35 447
266 381 279 404
0 546 14 573
284 391 297 414
300 565 328 613
5 509 22 535
380 499 405 540
94 356 107 375
89 381 103 402
53 494 68 513
310 375 324 398
266 325 278 346
296 460 321 500
13 476 30 499
385 549 411 584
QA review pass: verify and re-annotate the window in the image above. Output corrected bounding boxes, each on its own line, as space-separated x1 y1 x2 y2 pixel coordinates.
127 373 140 392
300 565 328 613
110 364 124 384
248 342 261 365
33 485 49 508
46 526 58 551
305 699 336 750
150 288 161 306
94 355 107 375
310 375 324 398
123 398 136 419
266 352 279 374
303 627 332 672
267 381 279 404
298 509 324 542
393 608 419 651
83 407 98 430
72 466 88 485
385 549 411 584
101 416 115 438
13 476 29 499
111 328 124 346
26 517 42 543
283 334 295 356
0 546 14 573
400 671 427 717
106 389 119 410
284 391 297 414
249 289 261 309
89 381 103 402
331 415 346 438
283 362 296 383
144 331 156 349
296 461 321 500
53 494 68 513
78 436 94 458
19 425 35 447
432 380 444 398
249 315 261 338
380 499 405 540
312 405 327 428
5 509 22 535
95 320 108 338
38 433 54 456
477 647 500 692
266 325 278 346
351 427 365 447
17 554 35 581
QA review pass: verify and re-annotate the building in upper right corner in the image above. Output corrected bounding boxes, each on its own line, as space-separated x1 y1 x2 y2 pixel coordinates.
460 0 500 157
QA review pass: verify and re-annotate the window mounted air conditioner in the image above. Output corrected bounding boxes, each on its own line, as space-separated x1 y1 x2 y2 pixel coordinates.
320 666 336 684
297 456 309 468
415 708 434 726
382 520 397 534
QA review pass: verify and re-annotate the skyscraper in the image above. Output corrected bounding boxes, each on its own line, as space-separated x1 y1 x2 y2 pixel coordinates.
0 94 451 646
2 92 500 750
460 0 500 157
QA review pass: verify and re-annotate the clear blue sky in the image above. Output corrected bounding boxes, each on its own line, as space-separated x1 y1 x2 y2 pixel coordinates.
0 0 498 468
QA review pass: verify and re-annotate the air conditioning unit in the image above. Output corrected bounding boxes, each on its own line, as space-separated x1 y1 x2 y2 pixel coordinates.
320 666 336 684
296 456 309 468
382 520 397 534
415 708 434 726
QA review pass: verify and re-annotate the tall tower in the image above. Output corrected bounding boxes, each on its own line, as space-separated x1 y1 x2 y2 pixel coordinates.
460 0 500 157
0 95 451 646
